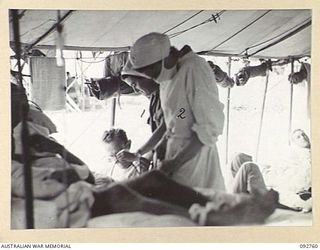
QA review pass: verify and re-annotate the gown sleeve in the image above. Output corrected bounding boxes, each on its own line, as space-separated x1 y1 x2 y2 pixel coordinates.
185 58 225 146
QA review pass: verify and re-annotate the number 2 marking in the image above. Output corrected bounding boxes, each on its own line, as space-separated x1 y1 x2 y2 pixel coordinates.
177 108 186 119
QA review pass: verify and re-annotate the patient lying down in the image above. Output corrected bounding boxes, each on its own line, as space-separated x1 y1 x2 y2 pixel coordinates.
229 129 312 213
11 118 278 228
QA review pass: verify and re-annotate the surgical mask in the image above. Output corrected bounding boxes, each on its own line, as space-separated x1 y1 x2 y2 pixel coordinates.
155 59 177 84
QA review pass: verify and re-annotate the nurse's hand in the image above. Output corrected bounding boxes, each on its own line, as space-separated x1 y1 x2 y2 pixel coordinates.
116 149 138 162
138 157 151 172
158 159 177 175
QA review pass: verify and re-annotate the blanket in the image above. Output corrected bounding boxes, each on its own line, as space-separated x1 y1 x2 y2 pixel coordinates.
11 181 94 229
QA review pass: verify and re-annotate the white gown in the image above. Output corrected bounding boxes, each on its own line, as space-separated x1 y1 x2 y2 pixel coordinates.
159 49 226 190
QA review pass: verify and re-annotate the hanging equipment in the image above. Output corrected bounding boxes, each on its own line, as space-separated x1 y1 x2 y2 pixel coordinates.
55 10 65 67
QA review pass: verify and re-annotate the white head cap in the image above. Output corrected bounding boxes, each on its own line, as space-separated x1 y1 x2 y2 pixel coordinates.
129 32 170 69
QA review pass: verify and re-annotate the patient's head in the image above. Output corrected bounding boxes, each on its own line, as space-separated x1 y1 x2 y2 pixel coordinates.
122 75 158 97
102 128 131 167
121 58 159 97
291 129 310 149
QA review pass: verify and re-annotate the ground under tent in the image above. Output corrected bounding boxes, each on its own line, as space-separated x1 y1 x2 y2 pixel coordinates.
9 9 312 228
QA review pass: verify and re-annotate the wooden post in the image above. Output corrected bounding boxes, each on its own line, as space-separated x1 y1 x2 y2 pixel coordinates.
80 51 85 111
255 70 270 162
225 57 232 164
110 97 116 127
289 59 294 145
11 9 34 229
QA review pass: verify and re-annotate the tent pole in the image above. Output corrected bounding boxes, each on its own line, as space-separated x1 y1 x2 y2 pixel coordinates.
11 10 34 229
255 70 270 162
110 98 116 127
79 51 85 111
289 59 294 145
225 57 232 164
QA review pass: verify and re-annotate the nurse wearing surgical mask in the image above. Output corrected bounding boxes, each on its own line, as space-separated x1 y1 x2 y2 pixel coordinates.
117 33 225 190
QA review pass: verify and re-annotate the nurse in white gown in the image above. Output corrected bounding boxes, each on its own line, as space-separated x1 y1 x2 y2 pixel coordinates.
118 32 226 190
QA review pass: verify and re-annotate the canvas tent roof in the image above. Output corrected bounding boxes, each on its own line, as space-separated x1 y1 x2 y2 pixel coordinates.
10 9 311 59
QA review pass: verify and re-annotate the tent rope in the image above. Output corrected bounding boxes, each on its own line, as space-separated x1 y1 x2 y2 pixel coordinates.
209 10 272 51
167 11 225 39
248 20 311 58
163 10 204 34
21 18 56 38
22 10 74 55
239 17 311 55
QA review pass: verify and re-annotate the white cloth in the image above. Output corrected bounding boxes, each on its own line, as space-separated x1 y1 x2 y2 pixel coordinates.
30 57 66 110
110 162 141 181
230 150 312 210
159 50 225 190
87 212 196 228
12 160 94 228
11 182 94 229
11 160 66 199
262 147 311 194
